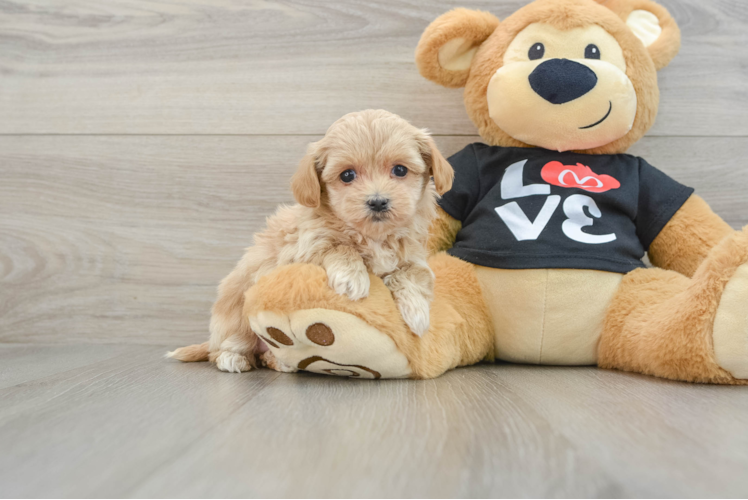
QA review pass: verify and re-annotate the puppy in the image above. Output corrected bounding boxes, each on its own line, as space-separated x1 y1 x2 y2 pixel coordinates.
168 109 454 373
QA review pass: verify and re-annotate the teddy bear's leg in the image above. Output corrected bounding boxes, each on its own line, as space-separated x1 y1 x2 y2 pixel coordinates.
598 228 748 384
243 253 494 379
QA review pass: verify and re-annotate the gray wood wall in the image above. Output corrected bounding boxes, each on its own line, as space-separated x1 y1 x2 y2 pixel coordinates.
1 0 747 346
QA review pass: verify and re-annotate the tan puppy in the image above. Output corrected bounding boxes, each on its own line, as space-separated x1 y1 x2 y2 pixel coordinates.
168 109 453 373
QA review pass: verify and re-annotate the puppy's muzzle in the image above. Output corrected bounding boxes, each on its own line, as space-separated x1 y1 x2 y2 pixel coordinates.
366 197 390 214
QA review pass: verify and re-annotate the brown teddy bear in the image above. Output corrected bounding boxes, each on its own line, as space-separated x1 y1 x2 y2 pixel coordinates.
243 0 748 383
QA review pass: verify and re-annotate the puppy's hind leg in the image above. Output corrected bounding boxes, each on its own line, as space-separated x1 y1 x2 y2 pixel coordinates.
214 332 257 373
208 248 269 372
259 351 299 373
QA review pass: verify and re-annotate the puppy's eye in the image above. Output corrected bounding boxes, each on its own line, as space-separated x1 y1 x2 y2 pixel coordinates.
392 165 408 178
340 169 356 183
528 43 545 60
585 44 601 60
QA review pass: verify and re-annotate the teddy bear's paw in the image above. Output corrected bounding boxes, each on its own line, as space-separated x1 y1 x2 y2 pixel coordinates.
215 351 252 373
249 309 412 379
713 260 748 380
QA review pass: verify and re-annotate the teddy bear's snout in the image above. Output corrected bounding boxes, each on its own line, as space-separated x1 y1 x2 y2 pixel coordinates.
529 58 598 105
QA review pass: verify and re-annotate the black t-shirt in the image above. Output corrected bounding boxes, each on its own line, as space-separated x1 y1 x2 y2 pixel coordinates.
439 143 694 274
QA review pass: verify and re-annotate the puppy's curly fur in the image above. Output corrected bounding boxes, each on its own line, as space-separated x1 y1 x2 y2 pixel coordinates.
167 110 454 372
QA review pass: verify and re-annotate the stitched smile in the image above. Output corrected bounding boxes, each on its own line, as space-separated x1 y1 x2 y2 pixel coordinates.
580 101 613 130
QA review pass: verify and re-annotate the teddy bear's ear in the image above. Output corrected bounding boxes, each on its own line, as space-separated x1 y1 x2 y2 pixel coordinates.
415 8 500 89
601 0 681 70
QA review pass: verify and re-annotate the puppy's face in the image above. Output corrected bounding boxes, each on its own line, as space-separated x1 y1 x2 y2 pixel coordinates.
291 110 453 239
320 137 429 239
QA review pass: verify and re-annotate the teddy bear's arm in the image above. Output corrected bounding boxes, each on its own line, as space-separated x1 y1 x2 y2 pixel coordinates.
648 195 734 277
427 207 462 255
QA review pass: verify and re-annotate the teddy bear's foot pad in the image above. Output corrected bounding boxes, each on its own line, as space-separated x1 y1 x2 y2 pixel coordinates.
249 309 412 379
713 261 748 379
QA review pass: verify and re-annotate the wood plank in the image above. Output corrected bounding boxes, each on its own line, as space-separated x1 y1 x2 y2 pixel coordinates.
0 343 148 390
1 135 746 345
2 347 746 497
0 344 281 498
0 0 746 136
0 348 610 497
134 365 748 498
0 135 305 346
131 365 615 498
491 367 748 498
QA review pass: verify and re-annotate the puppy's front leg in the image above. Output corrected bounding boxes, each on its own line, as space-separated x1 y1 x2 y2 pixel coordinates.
384 261 434 336
322 245 370 301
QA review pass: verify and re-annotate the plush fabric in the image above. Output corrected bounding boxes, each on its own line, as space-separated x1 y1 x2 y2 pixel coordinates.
415 8 500 89
251 308 412 379
713 263 748 379
475 267 623 364
601 0 682 70
426 207 462 255
246 0 747 383
648 195 734 277
415 0 682 155
245 256 494 379
598 228 748 385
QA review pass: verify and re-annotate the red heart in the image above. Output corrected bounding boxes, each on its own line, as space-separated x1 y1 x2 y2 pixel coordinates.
541 161 621 193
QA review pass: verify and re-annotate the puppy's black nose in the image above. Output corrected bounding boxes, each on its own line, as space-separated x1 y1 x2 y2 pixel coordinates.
367 197 390 213
529 59 598 104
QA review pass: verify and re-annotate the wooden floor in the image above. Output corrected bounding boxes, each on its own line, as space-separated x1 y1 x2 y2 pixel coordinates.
0 344 747 498
1 0 748 497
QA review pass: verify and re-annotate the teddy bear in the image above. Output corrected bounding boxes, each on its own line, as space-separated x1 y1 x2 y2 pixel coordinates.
242 0 748 384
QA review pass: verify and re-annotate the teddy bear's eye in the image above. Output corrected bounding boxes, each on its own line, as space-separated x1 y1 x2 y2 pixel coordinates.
528 43 545 60
585 44 601 60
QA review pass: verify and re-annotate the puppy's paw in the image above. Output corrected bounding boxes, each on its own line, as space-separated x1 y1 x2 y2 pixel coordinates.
327 266 370 301
396 293 431 337
215 351 252 373
260 351 298 373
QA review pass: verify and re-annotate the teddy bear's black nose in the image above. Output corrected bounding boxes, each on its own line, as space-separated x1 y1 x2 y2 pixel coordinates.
529 59 598 104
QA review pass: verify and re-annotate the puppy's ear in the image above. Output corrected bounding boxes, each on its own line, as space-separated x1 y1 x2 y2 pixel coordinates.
291 142 323 208
415 8 500 89
418 133 454 196
602 0 681 70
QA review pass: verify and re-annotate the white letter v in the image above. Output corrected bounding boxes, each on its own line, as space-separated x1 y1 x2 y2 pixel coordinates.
495 195 561 241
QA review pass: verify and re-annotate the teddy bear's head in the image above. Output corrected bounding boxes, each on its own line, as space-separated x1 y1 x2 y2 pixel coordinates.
416 0 680 154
